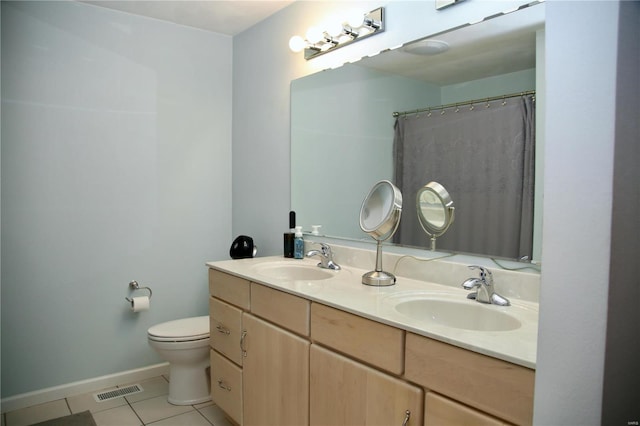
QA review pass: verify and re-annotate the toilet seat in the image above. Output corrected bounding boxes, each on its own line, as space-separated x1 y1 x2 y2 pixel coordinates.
148 316 209 343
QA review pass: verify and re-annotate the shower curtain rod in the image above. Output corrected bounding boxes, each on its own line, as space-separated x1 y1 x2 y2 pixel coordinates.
392 90 536 118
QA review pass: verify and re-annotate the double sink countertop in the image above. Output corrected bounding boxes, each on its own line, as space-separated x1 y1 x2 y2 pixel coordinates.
206 254 538 369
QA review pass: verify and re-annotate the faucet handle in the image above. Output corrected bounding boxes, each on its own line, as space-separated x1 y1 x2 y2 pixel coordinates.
319 243 332 257
468 265 493 285
315 243 341 270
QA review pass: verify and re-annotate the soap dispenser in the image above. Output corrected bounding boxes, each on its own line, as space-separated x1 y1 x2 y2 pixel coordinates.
294 226 304 259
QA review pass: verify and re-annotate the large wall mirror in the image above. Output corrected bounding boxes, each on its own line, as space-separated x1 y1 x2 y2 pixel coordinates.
291 3 545 262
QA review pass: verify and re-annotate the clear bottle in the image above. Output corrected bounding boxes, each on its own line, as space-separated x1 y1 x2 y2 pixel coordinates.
293 226 304 259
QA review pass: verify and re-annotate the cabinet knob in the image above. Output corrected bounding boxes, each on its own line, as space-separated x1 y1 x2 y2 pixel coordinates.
240 330 247 357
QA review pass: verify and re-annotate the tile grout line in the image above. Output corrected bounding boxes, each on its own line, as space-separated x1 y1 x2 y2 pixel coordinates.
63 398 72 415
126 398 145 426
193 405 215 426
123 392 147 426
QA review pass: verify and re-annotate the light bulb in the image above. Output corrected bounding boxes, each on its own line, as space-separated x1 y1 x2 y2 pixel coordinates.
338 34 352 44
305 26 323 44
326 20 344 38
288 35 306 53
359 27 373 37
346 10 364 28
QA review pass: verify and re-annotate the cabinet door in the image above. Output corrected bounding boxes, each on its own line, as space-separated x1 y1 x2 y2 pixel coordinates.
425 392 507 426
242 313 309 426
310 344 423 426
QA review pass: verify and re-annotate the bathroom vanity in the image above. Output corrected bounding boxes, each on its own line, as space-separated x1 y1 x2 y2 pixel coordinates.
207 247 538 426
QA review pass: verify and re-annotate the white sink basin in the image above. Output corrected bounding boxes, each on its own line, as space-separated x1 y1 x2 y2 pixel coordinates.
394 298 521 332
251 262 335 281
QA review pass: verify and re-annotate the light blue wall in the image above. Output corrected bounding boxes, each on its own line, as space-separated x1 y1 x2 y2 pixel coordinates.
1 1 232 397
534 2 638 423
441 68 535 103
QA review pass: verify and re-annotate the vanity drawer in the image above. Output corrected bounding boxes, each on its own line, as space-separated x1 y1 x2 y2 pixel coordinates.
310 302 405 375
405 333 534 425
209 269 250 310
210 297 243 366
250 283 310 336
211 349 243 425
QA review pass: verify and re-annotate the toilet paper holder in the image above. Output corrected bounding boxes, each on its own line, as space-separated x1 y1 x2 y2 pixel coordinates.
125 280 153 304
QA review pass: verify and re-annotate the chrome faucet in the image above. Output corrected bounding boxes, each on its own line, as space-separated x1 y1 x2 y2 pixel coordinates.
462 265 510 306
306 243 341 270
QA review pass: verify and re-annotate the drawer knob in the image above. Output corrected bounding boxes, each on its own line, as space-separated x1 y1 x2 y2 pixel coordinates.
217 379 232 391
216 323 231 335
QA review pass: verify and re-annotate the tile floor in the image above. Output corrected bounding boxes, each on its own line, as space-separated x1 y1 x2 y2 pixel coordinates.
1 376 234 426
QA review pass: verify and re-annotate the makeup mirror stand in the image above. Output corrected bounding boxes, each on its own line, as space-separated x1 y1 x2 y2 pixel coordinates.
359 180 403 286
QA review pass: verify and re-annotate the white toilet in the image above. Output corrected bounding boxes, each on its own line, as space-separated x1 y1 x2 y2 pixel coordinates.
147 316 211 405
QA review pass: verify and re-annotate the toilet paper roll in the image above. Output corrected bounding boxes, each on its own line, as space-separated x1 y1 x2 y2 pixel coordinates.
130 296 150 312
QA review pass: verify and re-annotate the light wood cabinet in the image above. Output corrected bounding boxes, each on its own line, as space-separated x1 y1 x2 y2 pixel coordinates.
250 282 310 336
210 349 243 424
210 297 244 366
208 267 535 426
311 302 405 375
405 332 534 425
425 392 507 426
209 269 250 310
310 344 423 426
242 313 309 426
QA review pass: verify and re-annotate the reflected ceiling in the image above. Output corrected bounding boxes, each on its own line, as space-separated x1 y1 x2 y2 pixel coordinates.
356 5 543 85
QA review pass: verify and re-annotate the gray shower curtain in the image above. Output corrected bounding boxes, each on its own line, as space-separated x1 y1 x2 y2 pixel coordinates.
394 95 535 259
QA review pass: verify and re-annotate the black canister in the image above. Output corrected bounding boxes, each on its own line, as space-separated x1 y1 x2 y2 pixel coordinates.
230 235 257 259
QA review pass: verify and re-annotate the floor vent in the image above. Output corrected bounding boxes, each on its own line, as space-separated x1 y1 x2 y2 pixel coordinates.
93 384 144 402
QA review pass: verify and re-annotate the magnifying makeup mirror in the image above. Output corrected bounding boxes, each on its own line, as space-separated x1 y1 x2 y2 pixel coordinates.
416 181 455 251
359 180 403 286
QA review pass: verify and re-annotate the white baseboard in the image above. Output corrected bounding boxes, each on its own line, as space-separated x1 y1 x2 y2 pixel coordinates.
1 363 170 413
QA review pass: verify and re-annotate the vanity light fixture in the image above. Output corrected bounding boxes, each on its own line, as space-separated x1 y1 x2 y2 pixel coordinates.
289 7 385 60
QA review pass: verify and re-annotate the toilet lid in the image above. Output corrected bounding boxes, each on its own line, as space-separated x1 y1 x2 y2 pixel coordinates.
148 316 209 342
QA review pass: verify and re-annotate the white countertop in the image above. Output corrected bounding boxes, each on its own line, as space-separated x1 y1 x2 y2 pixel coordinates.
206 255 538 369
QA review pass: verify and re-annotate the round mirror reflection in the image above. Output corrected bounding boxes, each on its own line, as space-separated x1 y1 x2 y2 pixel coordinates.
416 182 455 250
418 190 446 228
